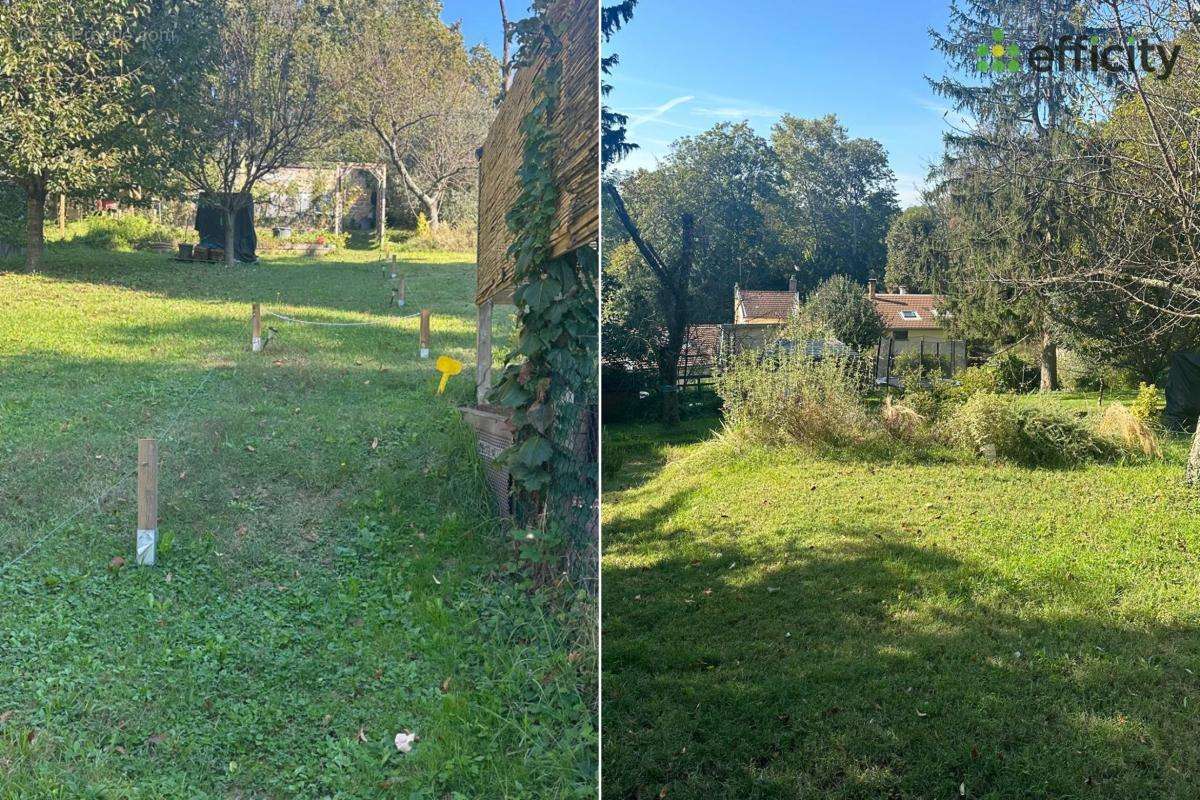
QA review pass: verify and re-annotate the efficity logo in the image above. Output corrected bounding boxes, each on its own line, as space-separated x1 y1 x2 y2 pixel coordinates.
976 28 1182 80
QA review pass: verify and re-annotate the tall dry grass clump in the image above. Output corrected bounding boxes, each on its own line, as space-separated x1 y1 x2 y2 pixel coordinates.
1096 401 1162 459
881 395 925 441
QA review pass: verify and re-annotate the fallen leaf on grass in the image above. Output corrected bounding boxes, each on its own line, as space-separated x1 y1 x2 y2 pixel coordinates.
394 732 417 753
146 733 167 746
370 438 379 450
916 709 928 718
440 677 452 693
109 556 126 571
356 726 368 743
0 710 12 726
245 445 256 453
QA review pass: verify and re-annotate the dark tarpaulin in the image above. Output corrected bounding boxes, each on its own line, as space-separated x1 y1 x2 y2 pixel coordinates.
1164 351 1200 431
195 193 257 262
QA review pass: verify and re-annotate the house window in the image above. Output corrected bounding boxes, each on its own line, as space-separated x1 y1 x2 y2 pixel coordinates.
893 330 909 341
900 310 920 320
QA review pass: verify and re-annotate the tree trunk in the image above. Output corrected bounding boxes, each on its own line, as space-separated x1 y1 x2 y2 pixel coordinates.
660 349 682 426
1187 424 1200 487
425 198 440 230
659 213 695 427
224 207 237 267
25 182 46 274
1039 327 1059 392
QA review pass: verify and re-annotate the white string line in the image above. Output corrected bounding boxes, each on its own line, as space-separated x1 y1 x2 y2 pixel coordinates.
0 369 220 577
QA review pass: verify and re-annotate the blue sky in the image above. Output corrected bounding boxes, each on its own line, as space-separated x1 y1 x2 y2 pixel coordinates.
603 0 970 208
440 1 507 57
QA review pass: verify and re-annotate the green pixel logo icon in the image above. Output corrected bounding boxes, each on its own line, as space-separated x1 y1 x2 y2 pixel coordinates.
976 28 1020 73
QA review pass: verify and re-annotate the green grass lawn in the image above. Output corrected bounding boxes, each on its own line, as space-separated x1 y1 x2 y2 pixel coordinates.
0 245 596 799
602 401 1200 799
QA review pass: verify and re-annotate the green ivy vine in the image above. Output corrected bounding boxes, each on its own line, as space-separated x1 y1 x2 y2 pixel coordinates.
490 3 598 546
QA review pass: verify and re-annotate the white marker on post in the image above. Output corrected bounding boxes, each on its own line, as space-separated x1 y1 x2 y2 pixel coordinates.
136 438 158 566
419 309 431 359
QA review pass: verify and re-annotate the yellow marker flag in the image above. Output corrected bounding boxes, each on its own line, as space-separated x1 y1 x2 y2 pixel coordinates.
435 355 463 394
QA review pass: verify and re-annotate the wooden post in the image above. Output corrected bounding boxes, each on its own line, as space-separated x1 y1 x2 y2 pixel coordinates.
377 166 387 248
389 254 398 279
251 303 263 352
334 172 343 236
397 275 406 307
57 194 66 236
136 438 158 566
419 309 431 359
476 300 493 404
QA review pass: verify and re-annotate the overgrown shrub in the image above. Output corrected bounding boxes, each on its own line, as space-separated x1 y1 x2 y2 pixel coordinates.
945 393 1022 461
894 350 952 385
61 214 187 251
947 394 1124 467
1129 382 1165 425
1096 401 1161 459
1013 405 1119 467
990 351 1039 393
394 214 476 252
958 364 1002 396
715 345 872 447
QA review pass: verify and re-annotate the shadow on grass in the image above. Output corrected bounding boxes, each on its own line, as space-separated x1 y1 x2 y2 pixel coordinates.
603 504 1200 799
0 247 478 317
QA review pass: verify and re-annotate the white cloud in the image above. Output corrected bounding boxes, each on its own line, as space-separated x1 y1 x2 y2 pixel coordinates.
691 104 784 120
628 95 695 130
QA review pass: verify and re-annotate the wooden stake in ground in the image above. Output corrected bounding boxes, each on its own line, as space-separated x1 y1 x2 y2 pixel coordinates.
396 276 406 307
419 309 431 359
476 300 493 405
389 254 398 280
136 438 158 566
252 303 263 353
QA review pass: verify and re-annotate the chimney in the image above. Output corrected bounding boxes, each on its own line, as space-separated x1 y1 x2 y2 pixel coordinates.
788 274 798 294
897 285 907 295
867 278 876 298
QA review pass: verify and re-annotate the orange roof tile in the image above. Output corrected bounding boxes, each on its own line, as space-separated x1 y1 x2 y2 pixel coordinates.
872 293 947 330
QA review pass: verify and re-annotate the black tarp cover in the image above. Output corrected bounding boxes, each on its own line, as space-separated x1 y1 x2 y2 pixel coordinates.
195 193 257 262
1164 351 1200 431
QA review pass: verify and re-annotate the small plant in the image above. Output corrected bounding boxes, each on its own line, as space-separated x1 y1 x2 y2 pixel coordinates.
1129 382 1165 425
509 526 567 589
414 212 431 239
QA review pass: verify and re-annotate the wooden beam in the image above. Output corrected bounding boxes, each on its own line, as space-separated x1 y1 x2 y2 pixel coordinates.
476 300 493 405
136 438 158 566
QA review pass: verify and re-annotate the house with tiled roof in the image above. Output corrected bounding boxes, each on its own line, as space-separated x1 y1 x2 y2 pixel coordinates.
687 275 966 383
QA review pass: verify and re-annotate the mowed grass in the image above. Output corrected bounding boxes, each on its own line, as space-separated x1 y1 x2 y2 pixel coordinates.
0 246 596 799
602 402 1200 799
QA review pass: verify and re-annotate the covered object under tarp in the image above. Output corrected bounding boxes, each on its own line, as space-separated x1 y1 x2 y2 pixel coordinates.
1164 351 1200 431
195 193 257 262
